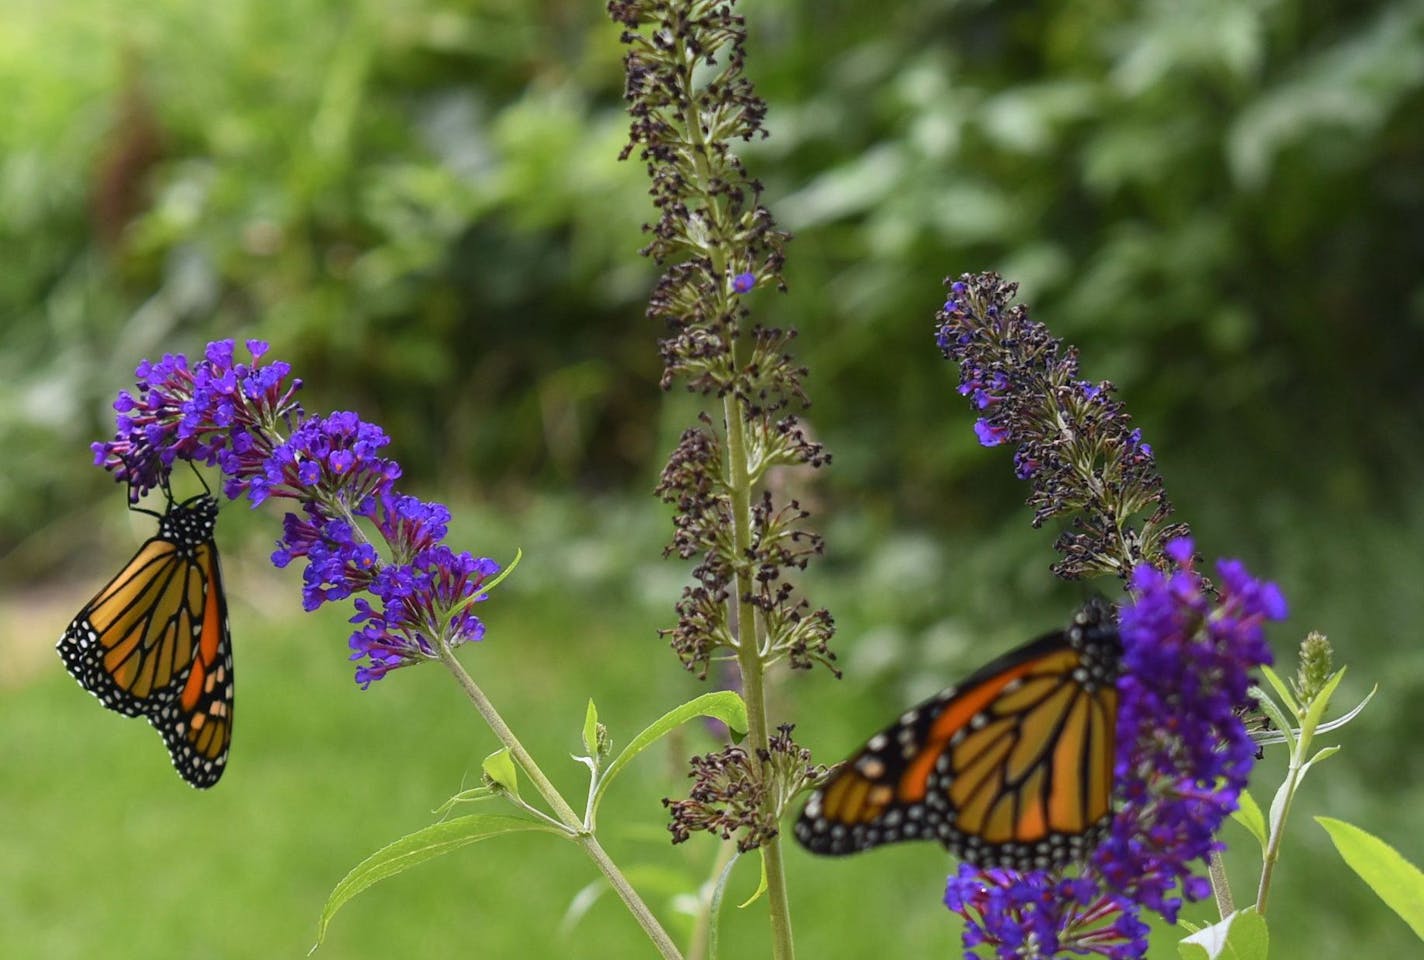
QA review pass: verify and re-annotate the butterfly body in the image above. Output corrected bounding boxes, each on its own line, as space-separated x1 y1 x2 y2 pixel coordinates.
795 600 1120 870
58 494 233 788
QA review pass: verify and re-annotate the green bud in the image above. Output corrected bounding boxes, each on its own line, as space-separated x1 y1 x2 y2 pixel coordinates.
1292 631 1334 705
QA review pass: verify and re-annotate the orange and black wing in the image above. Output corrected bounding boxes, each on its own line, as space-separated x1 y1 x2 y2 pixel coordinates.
794 600 1120 870
58 494 233 788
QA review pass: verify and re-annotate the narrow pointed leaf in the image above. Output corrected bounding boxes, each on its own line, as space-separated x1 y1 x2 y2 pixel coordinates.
1230 788 1268 854
707 849 742 960
1316 817 1424 941
1300 744 1341 777
1299 667 1346 739
1252 687 1296 754
583 699 600 759
434 785 497 819
315 815 563 945
1258 666 1299 716
592 691 748 812
737 849 769 909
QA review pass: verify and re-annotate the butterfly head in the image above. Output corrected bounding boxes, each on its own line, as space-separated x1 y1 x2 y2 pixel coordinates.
158 494 220 553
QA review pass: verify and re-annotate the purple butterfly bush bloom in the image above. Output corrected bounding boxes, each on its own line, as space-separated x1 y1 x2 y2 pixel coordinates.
936 273 1189 581
943 543 1283 958
92 339 499 687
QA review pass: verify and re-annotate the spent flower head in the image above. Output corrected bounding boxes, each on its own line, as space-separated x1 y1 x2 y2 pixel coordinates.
665 724 819 853
93 339 500 687
613 0 834 678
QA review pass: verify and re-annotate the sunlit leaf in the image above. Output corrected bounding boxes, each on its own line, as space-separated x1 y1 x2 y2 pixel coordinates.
482 747 520 796
1316 817 1424 941
314 815 564 947
590 691 748 815
1231 788 1268 854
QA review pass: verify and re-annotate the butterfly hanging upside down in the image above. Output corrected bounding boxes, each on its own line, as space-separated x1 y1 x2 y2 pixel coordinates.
57 492 234 788
794 599 1121 871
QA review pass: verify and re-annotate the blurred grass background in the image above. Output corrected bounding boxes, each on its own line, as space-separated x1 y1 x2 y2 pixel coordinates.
3 0 1423 956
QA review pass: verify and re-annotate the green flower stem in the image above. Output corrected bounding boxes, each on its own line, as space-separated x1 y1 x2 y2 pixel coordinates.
1255 717 1315 914
1207 848 1235 918
437 641 685 960
649 8 796 957
724 390 798 960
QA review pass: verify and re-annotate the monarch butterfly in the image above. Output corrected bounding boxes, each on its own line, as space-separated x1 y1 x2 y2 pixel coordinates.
57 492 233 788
794 599 1120 870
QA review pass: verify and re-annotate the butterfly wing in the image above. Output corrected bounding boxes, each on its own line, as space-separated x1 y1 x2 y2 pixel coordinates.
149 536 233 788
59 536 194 716
57 495 233 788
794 601 1120 870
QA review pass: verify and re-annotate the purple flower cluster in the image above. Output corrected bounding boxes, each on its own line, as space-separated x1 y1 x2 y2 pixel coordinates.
251 411 402 508
93 340 499 686
94 339 302 501
935 272 1188 580
944 541 1283 959
944 865 1149 959
1095 539 1283 915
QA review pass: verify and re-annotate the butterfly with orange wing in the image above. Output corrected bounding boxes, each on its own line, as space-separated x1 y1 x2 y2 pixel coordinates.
794 599 1120 871
57 492 234 788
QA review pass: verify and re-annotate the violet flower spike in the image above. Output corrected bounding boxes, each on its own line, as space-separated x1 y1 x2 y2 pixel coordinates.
935 272 1189 579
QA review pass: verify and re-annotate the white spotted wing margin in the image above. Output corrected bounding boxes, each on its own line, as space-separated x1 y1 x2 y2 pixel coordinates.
56 494 234 789
793 599 1121 871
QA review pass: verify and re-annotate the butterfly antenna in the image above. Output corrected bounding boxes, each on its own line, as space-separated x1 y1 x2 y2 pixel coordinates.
185 459 213 497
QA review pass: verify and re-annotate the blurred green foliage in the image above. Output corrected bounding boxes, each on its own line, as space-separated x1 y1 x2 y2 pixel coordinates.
4 0 1423 554
4 0 1424 956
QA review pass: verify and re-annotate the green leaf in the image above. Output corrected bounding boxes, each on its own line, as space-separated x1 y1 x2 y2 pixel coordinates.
582 699 600 759
1299 666 1346 740
1177 907 1269 960
482 747 520 797
1316 817 1424 941
1252 685 1297 754
1231 788 1268 854
1259 665 1300 716
591 691 748 814
707 849 742 960
1300 744 1341 776
314 815 563 946
738 849 769 909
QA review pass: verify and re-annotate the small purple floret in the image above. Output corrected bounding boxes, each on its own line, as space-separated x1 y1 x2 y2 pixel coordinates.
973 418 1009 447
